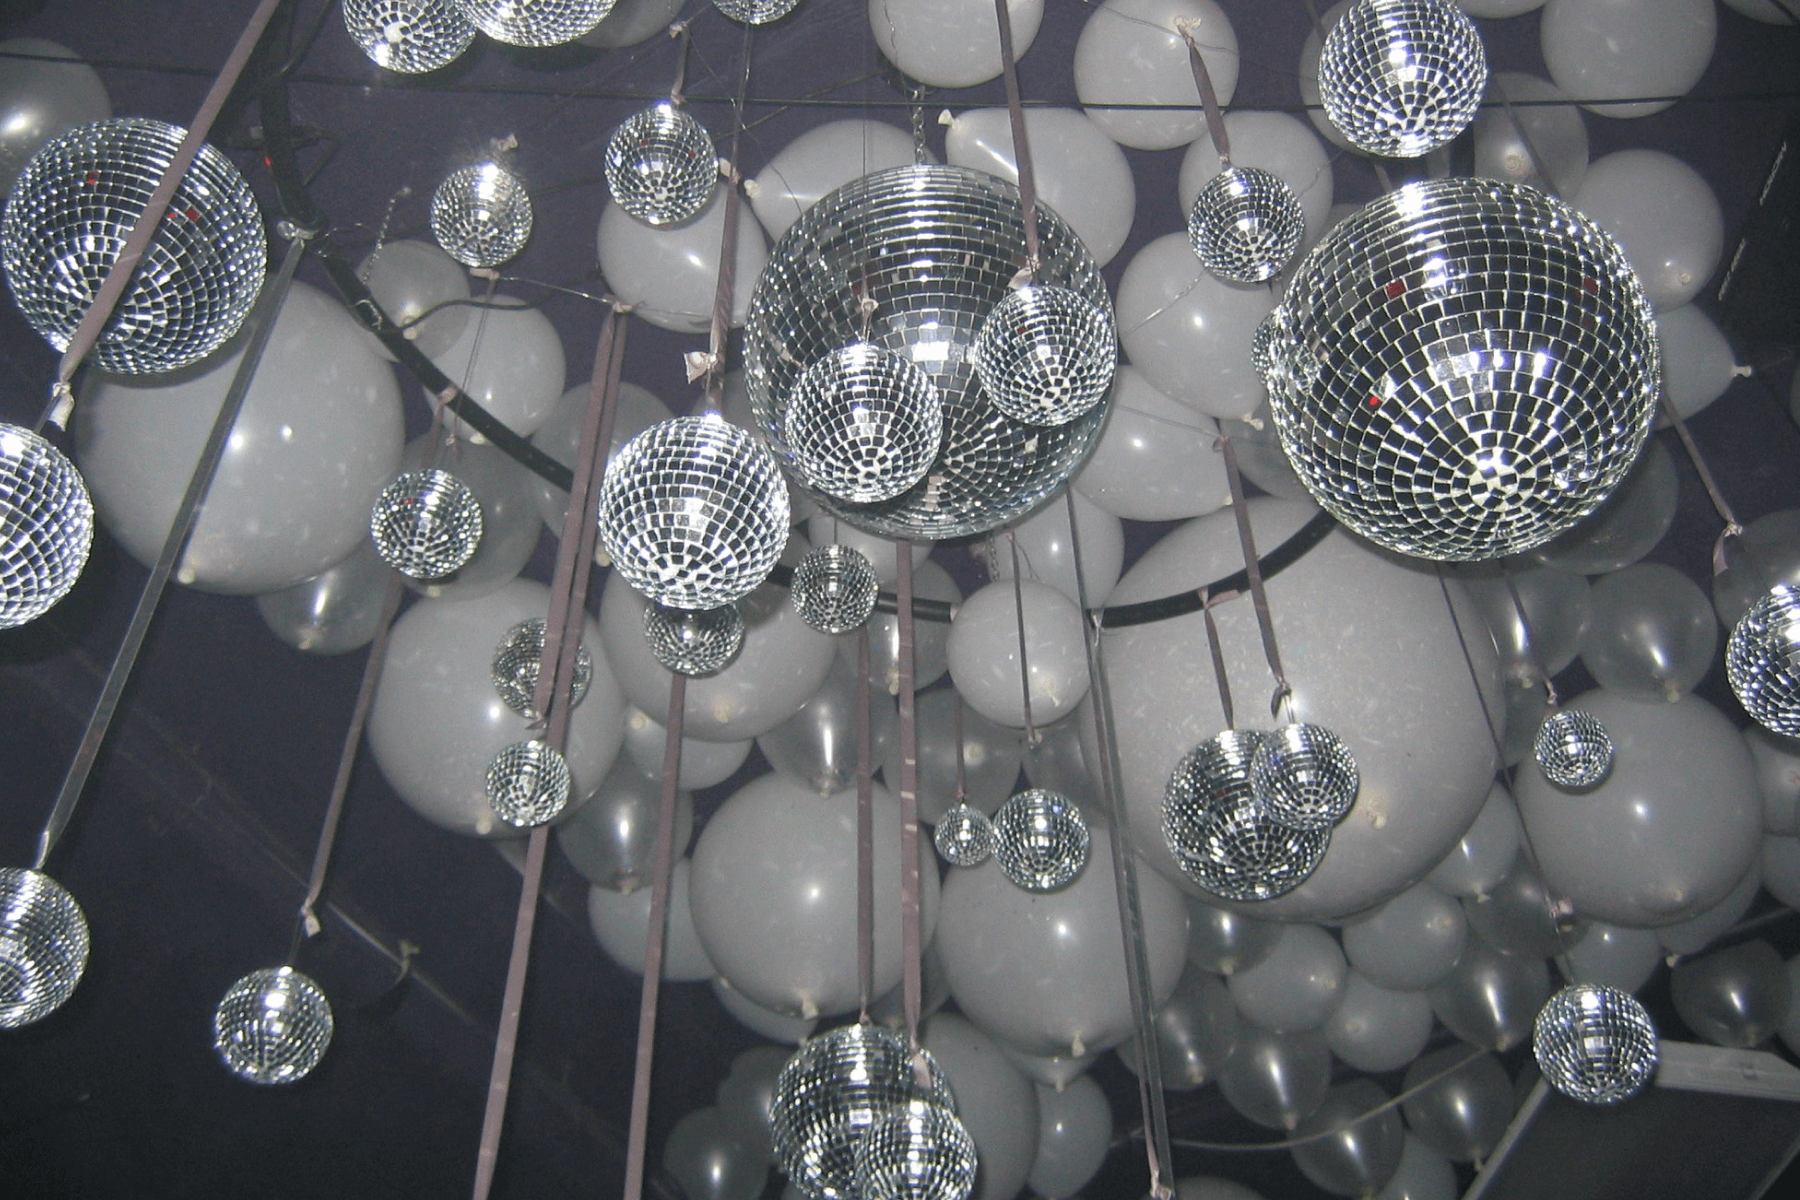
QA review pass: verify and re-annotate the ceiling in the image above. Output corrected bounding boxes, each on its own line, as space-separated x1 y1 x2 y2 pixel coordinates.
2 1 1800 1198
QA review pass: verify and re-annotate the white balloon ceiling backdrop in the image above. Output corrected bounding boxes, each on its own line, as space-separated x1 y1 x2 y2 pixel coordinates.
0 1 1799 1199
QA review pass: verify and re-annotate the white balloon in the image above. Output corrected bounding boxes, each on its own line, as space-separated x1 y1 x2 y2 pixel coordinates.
528 381 672 533
1747 726 1800 836
1761 835 1800 912
1458 0 1546 13
1541 0 1716 118
1227 925 1348 1033
868 0 1045 89
1324 972 1435 1075
749 120 920 241
1075 367 1229 523
597 186 767 334
588 859 714 981
1722 0 1798 23
356 239 470 361
1218 404 1309 501
806 514 933 585
622 705 754 790
841 557 961 697
1573 149 1723 310
998 1045 1098 1090
1178 111 1334 251
579 0 686 47
948 579 1092 728
1027 1075 1112 1200
984 489 1124 607
713 976 816 1044
1472 72 1589 197
429 294 566 439
921 1015 1040 1200
1297 1 1358 153
0 37 111 193
1657 862 1762 956
944 107 1135 267
76 281 404 595
1657 304 1745 421
1565 921 1664 994
1342 882 1469 992
1076 0 1239 151
1116 231 1275 420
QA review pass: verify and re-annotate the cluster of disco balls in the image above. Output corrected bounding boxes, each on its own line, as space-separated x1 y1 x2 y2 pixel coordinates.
791 543 880 635
370 468 485 580
1533 982 1659 1105
990 790 1088 892
430 160 533 268
1727 584 1800 739
770 1023 976 1200
1318 0 1488 159
1163 724 1359 903
491 617 594 721
1534 709 1615 790
212 966 335 1085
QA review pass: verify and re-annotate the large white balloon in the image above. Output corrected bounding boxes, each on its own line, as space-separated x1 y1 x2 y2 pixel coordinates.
77 281 404 595
1573 150 1723 310
1722 0 1798 23
1075 0 1239 151
688 773 939 1018
1657 305 1745 422
1541 0 1716 118
1226 924 1348 1033
1178 111 1334 251
1342 882 1468 992
0 38 110 192
920 1015 1040 1200
1425 782 1523 901
597 187 767 334
587 859 714 981
1099 499 1503 920
366 580 627 838
1324 972 1434 1075
983 489 1124 607
1075 367 1230 523
948 579 1092 729
749 120 920 241
841 556 961 697
869 0 1045 89
1116 231 1275 421
356 239 470 361
944 107 1136 267
1747 726 1800 836
1472 72 1589 197
255 536 391 656
936 823 1188 1057
429 294 565 439
1027 1075 1112 1200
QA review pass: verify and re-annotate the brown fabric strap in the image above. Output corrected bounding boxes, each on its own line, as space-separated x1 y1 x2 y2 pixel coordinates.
1006 530 1040 746
894 544 928 1084
1201 595 1235 731
952 693 966 805
856 626 876 1022
992 0 1040 275
701 24 753 412
1219 438 1291 720
1179 23 1232 168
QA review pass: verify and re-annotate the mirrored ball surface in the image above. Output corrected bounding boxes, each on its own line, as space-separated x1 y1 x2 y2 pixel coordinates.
933 803 995 868
342 0 476 74
604 102 717 227
486 739 573 827
785 344 944 504
643 602 746 677
973 284 1116 427
1164 730 1330 902
370 468 485 580
1250 722 1360 831
791 543 881 634
1318 0 1488 158
712 0 802 24
453 0 612 47
213 966 334 1085
491 616 593 720
1728 584 1800 739
0 868 90 1029
1533 708 1615 789
1187 167 1305 284
852 1103 979 1200
991 788 1089 892
430 160 533 268
0 424 94 630
1533 983 1658 1105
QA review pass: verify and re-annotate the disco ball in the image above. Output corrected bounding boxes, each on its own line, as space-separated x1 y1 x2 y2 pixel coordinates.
486 739 573 827
771 1023 956 1200
933 803 995 868
785 344 944 504
1533 983 1658 1105
0 117 266 375
491 617 593 720
643 602 745 677
1317 0 1488 158
370 468 485 580
1265 177 1658 562
745 164 1112 541
1 424 94 630
604 102 717 228
1727 585 1800 738
1187 167 1306 285
1249 723 1359 832
972 284 1116 428
452 0 613 46
430 161 532 268
853 1104 979 1200
1533 708 1615 790
791 542 880 634
597 415 790 611
991 789 1089 893
1164 730 1330 902
0 868 90 1029
342 0 476 74
212 966 334 1085
713 0 802 25
1250 312 1282 388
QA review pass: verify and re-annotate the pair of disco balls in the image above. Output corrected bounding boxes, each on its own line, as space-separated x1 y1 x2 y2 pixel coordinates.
771 1023 976 1200
485 617 591 825
1162 724 1359 903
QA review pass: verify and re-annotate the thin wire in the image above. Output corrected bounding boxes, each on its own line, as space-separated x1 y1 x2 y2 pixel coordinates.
1219 438 1293 720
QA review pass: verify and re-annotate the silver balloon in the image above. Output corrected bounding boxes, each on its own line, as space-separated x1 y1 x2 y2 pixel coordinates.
604 101 717 227
1 116 266 375
713 0 801 23
1399 1045 1514 1163
973 284 1116 427
0 867 90 1028
853 1104 978 1200
644 603 745 677
758 653 896 797
256 537 391 655
1317 0 1487 158
555 759 694 892
1186 167 1304 285
1184 896 1283 976
212 966 334 1085
492 616 594 720
1729 585 1800 738
485 739 573 827
1427 939 1550 1051
430 160 532 268
453 0 612 46
665 1107 771 1200
1670 940 1791 1048
343 0 475 74
1462 855 1577 962
370 468 484 580
1117 966 1239 1090
1290 1079 1405 1198
1217 1022 1333 1131
1581 563 1719 699
785 344 944 504
1533 983 1658 1105
1533 709 1613 790
935 804 996 867
792 543 879 634
1250 723 1359 832
1163 730 1330 903
0 422 94 629
992 789 1089 893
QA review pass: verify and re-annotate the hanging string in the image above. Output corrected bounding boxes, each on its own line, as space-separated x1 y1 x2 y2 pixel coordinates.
1659 395 1746 576
667 18 693 107
1063 490 1176 1200
1005 530 1041 747
39 0 286 433
991 0 1040 279
33 231 309 872
1178 22 1232 168
893 543 929 1085
856 625 877 1023
1218 438 1293 720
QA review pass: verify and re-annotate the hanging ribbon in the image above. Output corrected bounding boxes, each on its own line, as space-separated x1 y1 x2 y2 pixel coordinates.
699 22 754 413
1005 530 1041 747
1201 595 1236 732
857 626 877 1022
1659 395 1745 577
991 0 1040 280
1218 438 1293 720
1178 21 1233 169
894 544 929 1085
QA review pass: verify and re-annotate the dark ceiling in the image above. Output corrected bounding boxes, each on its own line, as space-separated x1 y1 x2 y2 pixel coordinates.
2 2 1800 1199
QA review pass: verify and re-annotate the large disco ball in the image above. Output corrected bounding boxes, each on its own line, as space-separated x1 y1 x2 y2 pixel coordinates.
343 0 476 74
744 164 1112 541
1318 0 1487 158
452 0 614 46
1 423 94 629
1 117 267 376
1728 585 1800 738
1265 178 1658 562
212 966 334 1085
0 867 90 1028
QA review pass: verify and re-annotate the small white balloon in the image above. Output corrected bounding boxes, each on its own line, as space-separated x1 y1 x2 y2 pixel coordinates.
1573 149 1723 311
749 120 919 241
622 705 753 790
1075 0 1240 151
1657 305 1744 422
1075 367 1229 523
587 859 714 981
1472 72 1589 197
1324 972 1435 1075
597 187 767 334
1178 111 1334 255
869 0 1046 89
428 294 565 439
1747 726 1800 836
1226 924 1348 1034
1027 1075 1112 1200
948 579 1092 729
356 239 471 361
1541 0 1716 118
1565 921 1664 994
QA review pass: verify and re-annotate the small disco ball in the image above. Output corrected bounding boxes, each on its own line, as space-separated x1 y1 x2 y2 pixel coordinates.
1318 0 1488 158
370 468 485 580
1728 585 1800 739
852 1103 979 1200
452 0 611 46
430 161 533 268
1534 709 1615 790
0 117 266 376
1164 730 1330 902
991 789 1090 892
491 617 593 720
1533 982 1659 1105
604 102 717 228
1250 312 1283 388
1187 167 1306 285
1249 723 1359 832
486 739 573 827
791 542 880 634
745 164 1112 541
785 344 944 504
0 868 90 1029
342 0 476 73
973 285 1116 428
771 1023 956 1200
1265 177 1658 562
934 804 995 867
1 424 94 630
713 0 802 26
213 966 334 1085
597 414 790 611
644 602 745 677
